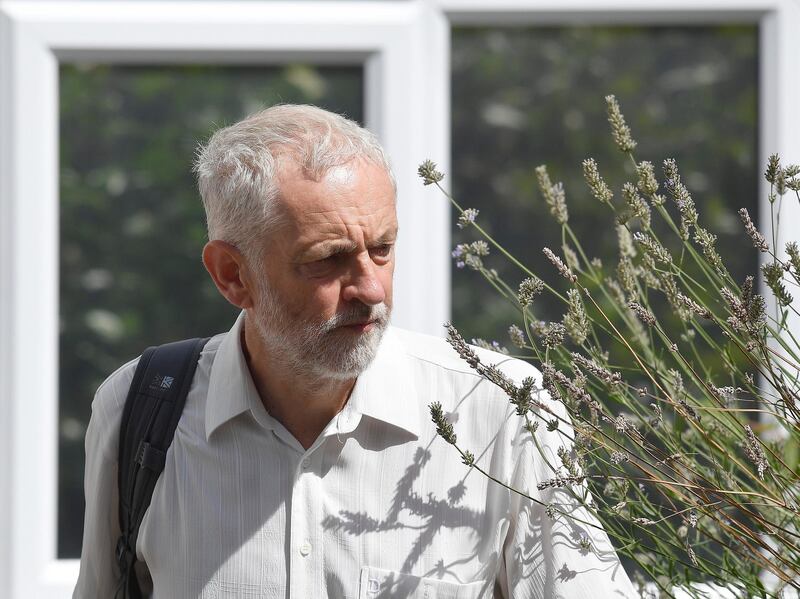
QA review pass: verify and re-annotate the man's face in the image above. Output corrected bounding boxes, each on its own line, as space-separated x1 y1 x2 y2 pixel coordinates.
247 158 397 380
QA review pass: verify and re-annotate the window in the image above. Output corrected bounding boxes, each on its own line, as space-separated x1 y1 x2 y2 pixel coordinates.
447 22 781 590
1 4 438 594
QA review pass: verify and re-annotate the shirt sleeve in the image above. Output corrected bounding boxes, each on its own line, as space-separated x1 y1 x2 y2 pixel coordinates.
73 360 137 599
501 395 639 598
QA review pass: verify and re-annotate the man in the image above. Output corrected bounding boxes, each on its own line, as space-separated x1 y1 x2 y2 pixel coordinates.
74 105 636 598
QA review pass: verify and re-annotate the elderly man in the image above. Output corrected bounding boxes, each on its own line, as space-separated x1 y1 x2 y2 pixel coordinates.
74 105 636 598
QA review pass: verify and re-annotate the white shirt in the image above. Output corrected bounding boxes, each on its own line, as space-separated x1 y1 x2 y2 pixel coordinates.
74 312 637 598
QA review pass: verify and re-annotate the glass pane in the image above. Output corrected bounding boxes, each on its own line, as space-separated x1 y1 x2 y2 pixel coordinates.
451 25 757 349
59 64 363 557
451 25 757 582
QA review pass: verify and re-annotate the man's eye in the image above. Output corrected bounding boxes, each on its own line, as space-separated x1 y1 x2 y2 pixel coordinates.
299 255 338 277
371 244 393 258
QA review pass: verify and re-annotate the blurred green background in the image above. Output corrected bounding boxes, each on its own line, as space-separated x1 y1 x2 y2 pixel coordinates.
58 64 364 557
448 26 758 584
451 25 757 361
59 25 758 558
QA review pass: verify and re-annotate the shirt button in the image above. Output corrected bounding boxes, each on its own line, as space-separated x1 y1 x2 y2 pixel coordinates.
301 458 311 470
299 541 312 557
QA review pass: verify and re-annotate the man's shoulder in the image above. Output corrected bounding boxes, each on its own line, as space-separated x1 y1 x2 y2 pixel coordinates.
87 332 227 463
92 356 141 417
91 332 227 424
388 326 541 385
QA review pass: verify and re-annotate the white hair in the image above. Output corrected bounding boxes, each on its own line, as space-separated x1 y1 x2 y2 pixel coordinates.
193 104 396 263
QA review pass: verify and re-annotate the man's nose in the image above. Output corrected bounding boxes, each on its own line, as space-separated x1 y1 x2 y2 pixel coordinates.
341 254 386 306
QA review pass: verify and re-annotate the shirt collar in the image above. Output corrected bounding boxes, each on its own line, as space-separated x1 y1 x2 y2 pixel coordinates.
205 313 420 440
205 311 263 440
345 326 420 439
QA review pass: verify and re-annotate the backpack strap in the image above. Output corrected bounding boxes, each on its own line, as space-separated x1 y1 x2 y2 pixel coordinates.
115 337 210 599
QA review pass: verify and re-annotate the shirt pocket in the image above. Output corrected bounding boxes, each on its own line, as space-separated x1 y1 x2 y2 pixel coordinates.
359 566 489 599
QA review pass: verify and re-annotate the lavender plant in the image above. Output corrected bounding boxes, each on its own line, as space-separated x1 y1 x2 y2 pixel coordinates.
419 96 800 598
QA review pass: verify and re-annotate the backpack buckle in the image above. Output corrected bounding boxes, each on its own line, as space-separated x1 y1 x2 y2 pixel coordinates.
135 440 167 472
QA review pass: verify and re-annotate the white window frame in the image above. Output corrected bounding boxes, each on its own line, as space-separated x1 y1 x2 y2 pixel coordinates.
1 1 797 597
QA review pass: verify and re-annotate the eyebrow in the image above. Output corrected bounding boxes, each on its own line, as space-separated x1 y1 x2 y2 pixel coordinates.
295 240 355 261
372 229 398 245
297 228 398 262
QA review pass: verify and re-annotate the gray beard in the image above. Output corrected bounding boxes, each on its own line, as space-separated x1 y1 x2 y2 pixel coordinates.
249 281 390 383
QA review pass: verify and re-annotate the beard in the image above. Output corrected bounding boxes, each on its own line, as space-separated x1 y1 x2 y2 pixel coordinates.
248 278 391 382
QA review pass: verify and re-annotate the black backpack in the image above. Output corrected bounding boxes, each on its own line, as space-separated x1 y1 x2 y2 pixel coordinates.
114 337 210 599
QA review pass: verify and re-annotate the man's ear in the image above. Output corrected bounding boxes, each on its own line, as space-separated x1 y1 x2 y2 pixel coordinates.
202 240 256 310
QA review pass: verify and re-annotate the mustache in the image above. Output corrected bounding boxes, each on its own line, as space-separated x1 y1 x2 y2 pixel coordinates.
322 303 390 331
